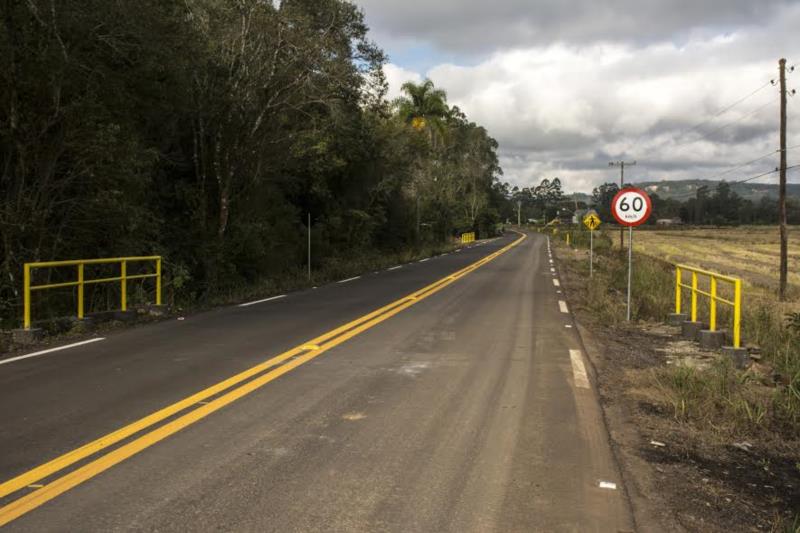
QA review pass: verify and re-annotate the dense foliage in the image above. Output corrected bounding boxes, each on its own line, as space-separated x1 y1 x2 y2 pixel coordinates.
0 0 510 325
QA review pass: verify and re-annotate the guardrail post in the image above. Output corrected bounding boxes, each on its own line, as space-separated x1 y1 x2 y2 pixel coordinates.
77 263 84 320
690 271 698 322
120 261 127 311
733 278 742 348
23 263 31 329
709 277 717 331
675 266 682 314
156 257 162 306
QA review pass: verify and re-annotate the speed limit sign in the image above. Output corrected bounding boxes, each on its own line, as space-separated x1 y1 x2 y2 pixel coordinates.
611 187 652 227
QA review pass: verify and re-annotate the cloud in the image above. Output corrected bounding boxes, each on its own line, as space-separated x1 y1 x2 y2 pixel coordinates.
368 3 800 192
382 63 422 101
356 0 794 53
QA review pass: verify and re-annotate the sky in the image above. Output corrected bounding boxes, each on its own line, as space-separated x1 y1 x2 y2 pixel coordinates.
353 0 800 193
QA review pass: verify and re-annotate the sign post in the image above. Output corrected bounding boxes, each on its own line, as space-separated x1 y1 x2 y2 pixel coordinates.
610 188 652 321
582 210 602 278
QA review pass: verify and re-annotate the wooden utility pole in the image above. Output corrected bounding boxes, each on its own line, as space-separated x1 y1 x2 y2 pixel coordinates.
778 58 788 300
609 160 636 250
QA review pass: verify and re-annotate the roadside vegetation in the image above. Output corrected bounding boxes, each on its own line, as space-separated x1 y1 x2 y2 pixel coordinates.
0 0 518 329
552 226 799 530
562 227 799 438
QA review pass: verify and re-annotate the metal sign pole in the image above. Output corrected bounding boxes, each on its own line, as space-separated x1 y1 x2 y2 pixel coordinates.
626 225 633 321
589 229 594 278
308 212 311 281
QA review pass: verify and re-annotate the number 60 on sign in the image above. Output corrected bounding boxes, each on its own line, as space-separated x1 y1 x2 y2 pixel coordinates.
611 188 652 227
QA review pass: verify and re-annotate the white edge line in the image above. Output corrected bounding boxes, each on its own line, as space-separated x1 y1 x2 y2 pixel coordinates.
558 300 569 313
388 265 402 271
338 276 361 284
0 337 106 366
239 294 286 307
419 258 430 262
553 279 560 287
569 349 591 389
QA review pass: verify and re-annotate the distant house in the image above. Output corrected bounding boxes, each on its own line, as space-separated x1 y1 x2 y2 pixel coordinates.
656 218 683 226
558 209 574 225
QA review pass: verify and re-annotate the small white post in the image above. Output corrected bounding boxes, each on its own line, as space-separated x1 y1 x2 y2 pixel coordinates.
626 225 633 321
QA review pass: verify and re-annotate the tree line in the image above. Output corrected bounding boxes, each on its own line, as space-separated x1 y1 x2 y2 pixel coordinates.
0 0 510 325
591 181 800 226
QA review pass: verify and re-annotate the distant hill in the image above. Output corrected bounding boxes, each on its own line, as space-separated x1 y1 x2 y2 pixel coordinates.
624 179 800 202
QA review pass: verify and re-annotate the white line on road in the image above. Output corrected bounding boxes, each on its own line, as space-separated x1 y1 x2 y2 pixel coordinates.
388 266 402 271
569 349 591 389
558 300 569 313
419 258 430 262
338 276 361 284
553 279 560 287
239 294 286 307
0 337 106 366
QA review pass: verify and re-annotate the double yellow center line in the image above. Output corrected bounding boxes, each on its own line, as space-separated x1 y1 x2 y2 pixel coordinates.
0 232 526 526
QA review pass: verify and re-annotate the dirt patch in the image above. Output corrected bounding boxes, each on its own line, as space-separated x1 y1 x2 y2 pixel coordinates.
558 246 800 532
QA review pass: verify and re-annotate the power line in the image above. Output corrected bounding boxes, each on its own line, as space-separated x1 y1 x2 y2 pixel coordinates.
702 143 800 182
675 98 775 147
642 165 800 201
617 79 773 156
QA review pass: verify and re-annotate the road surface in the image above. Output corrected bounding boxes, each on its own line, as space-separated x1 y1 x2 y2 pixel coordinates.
0 231 634 532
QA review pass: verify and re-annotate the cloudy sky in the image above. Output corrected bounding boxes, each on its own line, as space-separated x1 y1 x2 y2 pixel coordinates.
354 0 800 193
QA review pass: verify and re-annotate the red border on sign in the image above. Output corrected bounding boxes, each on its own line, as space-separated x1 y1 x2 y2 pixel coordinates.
611 187 652 227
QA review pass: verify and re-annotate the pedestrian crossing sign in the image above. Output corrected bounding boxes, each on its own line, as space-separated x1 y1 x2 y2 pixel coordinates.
583 212 601 231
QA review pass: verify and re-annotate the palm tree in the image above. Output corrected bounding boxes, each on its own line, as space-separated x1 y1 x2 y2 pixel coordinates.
395 79 449 146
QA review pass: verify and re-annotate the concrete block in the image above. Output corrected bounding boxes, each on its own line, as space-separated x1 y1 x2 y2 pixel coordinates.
11 328 44 345
681 321 706 341
666 313 689 326
113 310 137 322
723 346 750 369
699 330 726 349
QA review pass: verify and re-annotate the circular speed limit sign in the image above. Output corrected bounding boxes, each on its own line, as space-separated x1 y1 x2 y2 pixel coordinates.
611 187 652 227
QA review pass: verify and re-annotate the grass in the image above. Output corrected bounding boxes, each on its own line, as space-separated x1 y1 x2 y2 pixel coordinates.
551 226 800 439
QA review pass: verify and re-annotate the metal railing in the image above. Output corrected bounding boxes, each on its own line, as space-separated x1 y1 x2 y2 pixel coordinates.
460 232 475 244
675 264 742 348
23 256 162 329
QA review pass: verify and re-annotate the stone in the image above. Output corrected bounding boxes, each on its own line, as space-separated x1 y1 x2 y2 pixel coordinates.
722 346 750 369
113 310 137 322
681 321 706 341
11 328 44 345
146 304 169 317
666 313 689 326
699 329 726 349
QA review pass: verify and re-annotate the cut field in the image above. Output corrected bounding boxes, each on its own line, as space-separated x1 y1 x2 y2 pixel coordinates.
621 226 800 303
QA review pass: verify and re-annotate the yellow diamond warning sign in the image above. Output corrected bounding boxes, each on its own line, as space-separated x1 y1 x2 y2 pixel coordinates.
583 211 601 231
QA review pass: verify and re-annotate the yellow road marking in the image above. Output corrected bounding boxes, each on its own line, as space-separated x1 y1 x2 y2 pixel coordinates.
0 232 526 526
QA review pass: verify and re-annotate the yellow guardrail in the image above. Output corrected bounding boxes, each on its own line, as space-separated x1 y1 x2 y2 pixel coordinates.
675 264 742 348
460 232 475 244
23 256 162 330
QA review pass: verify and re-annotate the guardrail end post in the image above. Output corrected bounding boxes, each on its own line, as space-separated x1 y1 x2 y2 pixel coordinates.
23 263 31 330
78 263 84 320
156 257 162 306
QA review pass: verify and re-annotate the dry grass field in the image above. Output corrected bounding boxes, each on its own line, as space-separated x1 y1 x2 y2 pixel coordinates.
625 226 800 303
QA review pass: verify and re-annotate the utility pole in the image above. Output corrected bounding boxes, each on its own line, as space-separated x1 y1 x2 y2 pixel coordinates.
307 212 312 281
517 201 521 226
778 58 790 300
609 160 636 251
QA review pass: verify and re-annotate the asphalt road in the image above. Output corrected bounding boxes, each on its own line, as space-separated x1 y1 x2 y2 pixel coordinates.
0 231 634 532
